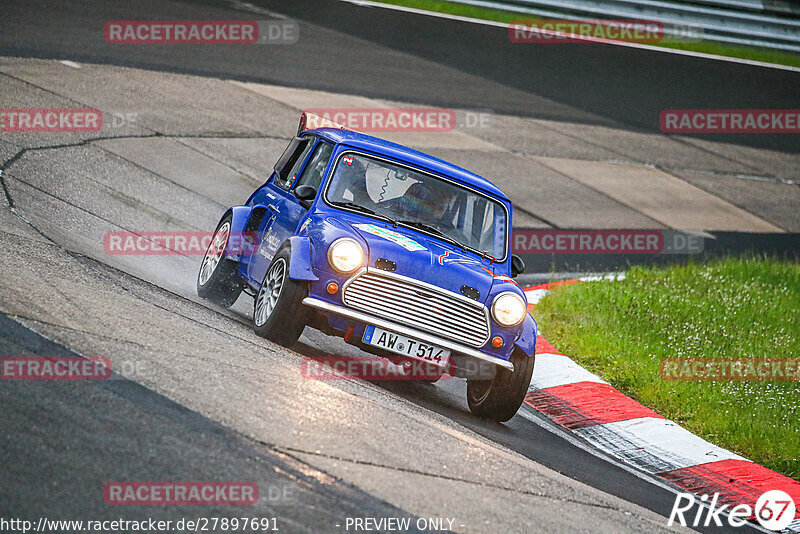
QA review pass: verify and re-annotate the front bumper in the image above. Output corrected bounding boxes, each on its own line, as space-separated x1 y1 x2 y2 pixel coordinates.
302 297 515 371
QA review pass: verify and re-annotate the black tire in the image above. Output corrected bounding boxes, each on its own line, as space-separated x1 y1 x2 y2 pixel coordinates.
197 214 244 308
252 245 309 347
466 348 535 422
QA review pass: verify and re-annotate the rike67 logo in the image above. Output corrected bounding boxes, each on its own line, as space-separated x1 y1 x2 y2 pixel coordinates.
668 490 796 531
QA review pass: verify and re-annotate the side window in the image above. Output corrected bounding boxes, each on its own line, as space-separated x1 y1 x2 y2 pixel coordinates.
295 142 334 192
274 136 313 190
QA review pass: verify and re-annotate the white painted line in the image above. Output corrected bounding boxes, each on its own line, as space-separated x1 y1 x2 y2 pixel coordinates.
226 0 287 18
339 0 800 73
60 60 81 69
529 352 607 390
575 417 749 473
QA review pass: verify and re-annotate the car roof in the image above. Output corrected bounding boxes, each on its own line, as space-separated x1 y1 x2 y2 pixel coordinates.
308 128 509 201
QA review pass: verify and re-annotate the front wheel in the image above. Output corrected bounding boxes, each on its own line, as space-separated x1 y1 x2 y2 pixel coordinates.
466 348 534 422
253 246 309 347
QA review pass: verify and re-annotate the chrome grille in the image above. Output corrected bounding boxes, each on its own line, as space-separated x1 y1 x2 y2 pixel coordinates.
342 269 490 347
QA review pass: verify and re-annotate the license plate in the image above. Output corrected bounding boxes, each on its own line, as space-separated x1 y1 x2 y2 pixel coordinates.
363 326 450 366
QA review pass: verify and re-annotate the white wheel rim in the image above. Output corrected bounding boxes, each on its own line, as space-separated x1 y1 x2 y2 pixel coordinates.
199 221 230 286
255 258 286 326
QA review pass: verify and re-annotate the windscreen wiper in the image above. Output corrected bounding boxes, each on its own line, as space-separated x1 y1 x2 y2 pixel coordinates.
331 201 399 227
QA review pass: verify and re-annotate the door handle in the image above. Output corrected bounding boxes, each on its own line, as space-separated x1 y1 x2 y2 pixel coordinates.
268 204 280 212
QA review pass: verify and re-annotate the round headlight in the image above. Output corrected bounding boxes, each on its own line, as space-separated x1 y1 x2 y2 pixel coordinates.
327 238 363 274
491 292 526 327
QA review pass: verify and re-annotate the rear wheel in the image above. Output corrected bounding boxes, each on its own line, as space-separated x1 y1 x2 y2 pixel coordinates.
253 246 309 347
466 348 534 422
197 215 244 308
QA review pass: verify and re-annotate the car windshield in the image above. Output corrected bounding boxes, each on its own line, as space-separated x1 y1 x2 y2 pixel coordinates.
325 152 507 259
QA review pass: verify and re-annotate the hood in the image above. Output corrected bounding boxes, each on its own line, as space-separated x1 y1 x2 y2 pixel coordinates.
348 220 497 302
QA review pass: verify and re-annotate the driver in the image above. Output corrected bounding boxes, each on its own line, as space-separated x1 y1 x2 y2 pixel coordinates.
403 182 468 245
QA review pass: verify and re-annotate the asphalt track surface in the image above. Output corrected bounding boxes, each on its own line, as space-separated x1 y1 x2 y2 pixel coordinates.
2 0 799 153
1 1 796 533
0 314 423 531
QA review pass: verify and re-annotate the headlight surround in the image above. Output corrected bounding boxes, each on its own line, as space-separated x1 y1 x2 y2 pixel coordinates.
327 238 364 274
491 292 526 327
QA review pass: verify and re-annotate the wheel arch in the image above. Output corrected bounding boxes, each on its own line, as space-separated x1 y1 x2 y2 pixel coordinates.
220 206 255 262
514 314 537 357
285 236 319 281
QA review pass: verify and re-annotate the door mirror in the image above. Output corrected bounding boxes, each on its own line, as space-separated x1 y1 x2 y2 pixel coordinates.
511 254 525 278
294 184 317 208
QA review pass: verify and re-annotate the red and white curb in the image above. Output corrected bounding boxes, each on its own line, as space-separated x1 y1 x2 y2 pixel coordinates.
523 281 800 532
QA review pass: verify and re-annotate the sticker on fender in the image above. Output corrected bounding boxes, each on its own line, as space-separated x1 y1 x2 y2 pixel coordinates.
363 326 450 365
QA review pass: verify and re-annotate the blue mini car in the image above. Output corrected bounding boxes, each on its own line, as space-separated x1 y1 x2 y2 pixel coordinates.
197 114 536 421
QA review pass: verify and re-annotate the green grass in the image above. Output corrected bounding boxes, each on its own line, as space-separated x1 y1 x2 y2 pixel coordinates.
533 257 800 480
374 0 800 68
